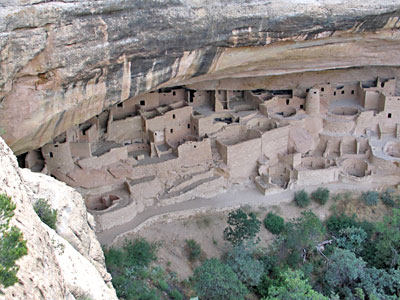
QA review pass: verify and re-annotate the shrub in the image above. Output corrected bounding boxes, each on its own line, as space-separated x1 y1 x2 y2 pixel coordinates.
168 288 183 300
158 279 169 292
380 189 396 207
123 238 157 268
193 258 247 300
311 188 330 205
294 190 310 208
326 213 359 235
185 239 202 262
264 212 285 235
223 208 261 245
33 198 57 229
360 191 379 206
0 194 28 289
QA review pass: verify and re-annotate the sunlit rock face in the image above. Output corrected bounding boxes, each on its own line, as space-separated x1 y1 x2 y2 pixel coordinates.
1 0 400 154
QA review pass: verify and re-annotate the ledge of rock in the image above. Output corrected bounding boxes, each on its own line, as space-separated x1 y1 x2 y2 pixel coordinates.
0 136 117 300
1 1 400 154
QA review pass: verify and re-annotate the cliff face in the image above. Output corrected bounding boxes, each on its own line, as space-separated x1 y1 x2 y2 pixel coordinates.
0 137 117 300
1 1 400 154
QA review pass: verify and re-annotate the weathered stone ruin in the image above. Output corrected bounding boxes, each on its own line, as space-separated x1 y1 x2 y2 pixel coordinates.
20 78 400 231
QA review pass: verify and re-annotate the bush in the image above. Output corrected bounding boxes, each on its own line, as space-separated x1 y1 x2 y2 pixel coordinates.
264 212 285 235
33 198 57 229
168 288 183 300
193 258 247 300
294 190 310 208
326 213 359 235
311 188 330 205
380 189 396 207
360 191 379 206
185 239 202 262
336 227 367 254
0 194 28 289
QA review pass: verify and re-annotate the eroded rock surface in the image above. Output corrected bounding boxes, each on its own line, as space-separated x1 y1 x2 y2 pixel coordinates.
0 136 117 300
1 1 400 153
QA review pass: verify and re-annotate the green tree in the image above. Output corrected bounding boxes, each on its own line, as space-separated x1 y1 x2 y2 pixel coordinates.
325 248 366 297
0 194 28 289
264 212 285 235
193 258 247 300
33 199 57 230
225 243 264 287
223 209 261 245
278 211 326 266
264 269 328 300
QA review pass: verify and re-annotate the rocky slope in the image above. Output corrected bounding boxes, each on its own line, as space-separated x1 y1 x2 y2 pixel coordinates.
1 1 400 154
0 136 117 300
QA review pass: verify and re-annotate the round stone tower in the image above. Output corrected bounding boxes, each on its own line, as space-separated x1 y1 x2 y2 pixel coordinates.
305 88 321 115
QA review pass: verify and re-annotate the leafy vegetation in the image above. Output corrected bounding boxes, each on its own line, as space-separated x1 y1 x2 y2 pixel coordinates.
185 239 202 262
311 188 330 205
360 191 379 206
0 194 28 289
263 269 329 300
225 243 264 287
193 258 247 300
33 198 57 230
264 212 285 235
294 190 310 208
105 192 400 300
223 208 261 245
105 238 172 300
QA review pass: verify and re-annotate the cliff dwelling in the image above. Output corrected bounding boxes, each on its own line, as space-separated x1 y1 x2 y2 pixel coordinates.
19 78 400 231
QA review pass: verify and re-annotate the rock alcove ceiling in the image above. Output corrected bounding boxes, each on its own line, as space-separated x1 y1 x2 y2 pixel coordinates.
1 0 400 154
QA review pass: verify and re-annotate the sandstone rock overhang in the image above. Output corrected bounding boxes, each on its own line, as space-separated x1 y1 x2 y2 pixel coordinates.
1 0 400 154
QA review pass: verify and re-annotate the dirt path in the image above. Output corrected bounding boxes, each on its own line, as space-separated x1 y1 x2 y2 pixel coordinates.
96 181 394 246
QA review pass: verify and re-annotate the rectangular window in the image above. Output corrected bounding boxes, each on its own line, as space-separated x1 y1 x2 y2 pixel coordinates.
117 102 123 108
187 124 191 129
170 129 173 133
140 100 145 106
321 87 324 92
388 113 392 118
173 114 176 119
351 90 355 95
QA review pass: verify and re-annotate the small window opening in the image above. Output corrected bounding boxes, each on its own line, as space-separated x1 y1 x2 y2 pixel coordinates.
286 99 290 105
170 129 173 133
49 152 53 158
321 87 325 92
388 113 392 118
351 90 355 95
172 114 176 119
300 104 304 109
173 91 176 96
117 102 123 108
54 145 59 148
194 145 197 148
187 124 190 129
381 82 385 88
314 91 317 94
140 100 145 106
306 89 310 92
341 90 345 95
334 91 337 96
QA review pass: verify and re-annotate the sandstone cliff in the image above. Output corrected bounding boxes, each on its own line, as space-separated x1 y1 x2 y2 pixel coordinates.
1 1 400 154
0 136 117 300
